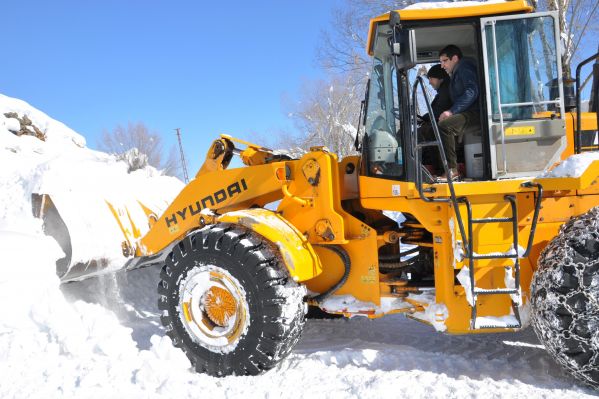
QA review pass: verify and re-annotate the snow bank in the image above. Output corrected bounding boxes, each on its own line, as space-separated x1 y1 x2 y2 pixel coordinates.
0 93 192 397
0 94 85 148
0 93 183 266
0 232 190 397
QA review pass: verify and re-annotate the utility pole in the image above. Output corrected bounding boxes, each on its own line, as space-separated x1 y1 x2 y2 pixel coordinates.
174 128 189 183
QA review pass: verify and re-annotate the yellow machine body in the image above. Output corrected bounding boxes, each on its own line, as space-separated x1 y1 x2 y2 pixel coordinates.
127 120 598 334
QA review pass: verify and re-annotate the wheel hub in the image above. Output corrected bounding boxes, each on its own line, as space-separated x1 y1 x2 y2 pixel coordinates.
203 286 237 327
178 265 249 353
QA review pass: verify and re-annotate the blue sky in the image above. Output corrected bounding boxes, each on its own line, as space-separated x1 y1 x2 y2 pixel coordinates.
4 1 596 177
1 0 341 175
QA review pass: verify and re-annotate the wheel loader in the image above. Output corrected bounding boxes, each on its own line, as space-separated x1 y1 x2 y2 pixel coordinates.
34 0 599 388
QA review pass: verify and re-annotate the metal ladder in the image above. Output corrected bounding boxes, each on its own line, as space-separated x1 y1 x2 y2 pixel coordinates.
463 196 523 329
462 185 543 329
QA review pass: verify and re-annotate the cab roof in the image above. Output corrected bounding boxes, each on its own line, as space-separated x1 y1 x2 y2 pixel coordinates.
366 0 534 56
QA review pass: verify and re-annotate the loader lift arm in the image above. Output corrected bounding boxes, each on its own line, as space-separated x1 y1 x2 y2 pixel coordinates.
197 134 293 177
132 135 294 260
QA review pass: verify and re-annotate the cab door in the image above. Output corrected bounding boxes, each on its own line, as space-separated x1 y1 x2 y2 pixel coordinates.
481 11 566 178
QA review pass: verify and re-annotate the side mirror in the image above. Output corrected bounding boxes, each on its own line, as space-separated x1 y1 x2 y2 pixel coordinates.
388 11 416 70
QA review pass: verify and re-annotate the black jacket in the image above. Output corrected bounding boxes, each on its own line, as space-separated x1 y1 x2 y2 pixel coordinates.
432 79 452 121
449 59 479 114
422 79 452 122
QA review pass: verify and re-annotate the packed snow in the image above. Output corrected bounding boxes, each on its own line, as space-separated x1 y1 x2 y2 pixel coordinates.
541 151 599 178
404 0 510 11
1 93 598 398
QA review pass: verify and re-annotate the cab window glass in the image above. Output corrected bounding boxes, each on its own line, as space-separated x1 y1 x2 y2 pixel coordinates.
486 16 560 121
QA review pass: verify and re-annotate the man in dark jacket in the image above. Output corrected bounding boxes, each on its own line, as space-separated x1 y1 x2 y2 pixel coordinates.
420 64 452 172
424 64 452 123
438 44 480 180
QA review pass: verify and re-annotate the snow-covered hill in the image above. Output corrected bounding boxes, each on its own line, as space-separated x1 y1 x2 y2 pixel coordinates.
0 94 596 398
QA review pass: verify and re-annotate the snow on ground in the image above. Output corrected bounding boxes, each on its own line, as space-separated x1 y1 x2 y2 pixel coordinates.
0 93 598 398
61 266 597 398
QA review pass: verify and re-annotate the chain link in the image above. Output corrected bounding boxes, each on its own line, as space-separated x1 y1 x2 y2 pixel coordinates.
531 207 599 388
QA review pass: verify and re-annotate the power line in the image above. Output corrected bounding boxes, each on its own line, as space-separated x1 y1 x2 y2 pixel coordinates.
174 128 189 183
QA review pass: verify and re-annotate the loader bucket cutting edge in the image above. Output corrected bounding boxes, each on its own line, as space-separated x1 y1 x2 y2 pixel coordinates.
31 193 72 277
31 193 132 281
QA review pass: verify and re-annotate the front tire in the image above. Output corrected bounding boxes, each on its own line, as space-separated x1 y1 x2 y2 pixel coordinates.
531 207 599 388
158 224 306 376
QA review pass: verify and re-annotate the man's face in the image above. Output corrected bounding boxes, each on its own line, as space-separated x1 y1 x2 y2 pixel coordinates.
428 77 442 90
440 54 459 75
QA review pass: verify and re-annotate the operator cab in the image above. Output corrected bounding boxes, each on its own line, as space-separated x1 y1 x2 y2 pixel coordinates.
361 2 566 182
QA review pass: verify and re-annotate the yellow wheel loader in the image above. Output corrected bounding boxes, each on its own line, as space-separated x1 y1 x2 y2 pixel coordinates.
35 0 599 386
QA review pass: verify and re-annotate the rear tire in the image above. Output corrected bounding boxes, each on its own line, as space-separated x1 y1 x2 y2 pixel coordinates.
531 207 599 388
158 224 306 376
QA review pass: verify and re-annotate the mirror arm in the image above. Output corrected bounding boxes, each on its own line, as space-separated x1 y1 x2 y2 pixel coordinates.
354 100 365 152
389 11 402 55
355 79 371 152
389 11 403 70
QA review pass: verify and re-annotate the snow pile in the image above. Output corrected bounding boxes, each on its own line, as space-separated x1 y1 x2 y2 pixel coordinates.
118 147 150 172
0 94 85 148
541 152 599 178
0 93 192 397
0 231 193 397
0 93 183 266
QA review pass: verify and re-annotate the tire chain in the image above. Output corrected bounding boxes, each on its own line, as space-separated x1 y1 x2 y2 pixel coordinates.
531 206 599 388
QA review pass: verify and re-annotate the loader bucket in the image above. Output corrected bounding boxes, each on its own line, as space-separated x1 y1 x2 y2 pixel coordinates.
32 193 109 280
32 192 165 281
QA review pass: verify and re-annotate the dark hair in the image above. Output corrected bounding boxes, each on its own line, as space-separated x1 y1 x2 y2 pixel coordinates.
427 64 449 80
439 44 463 60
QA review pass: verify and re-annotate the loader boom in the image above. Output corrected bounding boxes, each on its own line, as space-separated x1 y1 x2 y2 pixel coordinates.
135 135 290 256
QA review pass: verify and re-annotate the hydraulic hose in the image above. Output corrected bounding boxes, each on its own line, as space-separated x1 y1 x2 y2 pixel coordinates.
311 245 351 304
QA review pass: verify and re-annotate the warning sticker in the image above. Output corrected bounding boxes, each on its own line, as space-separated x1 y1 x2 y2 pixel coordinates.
505 126 535 136
392 185 401 196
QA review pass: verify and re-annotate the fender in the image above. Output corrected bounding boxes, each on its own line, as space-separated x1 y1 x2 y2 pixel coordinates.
217 208 322 282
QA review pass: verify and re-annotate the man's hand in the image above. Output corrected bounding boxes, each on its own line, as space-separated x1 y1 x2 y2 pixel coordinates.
439 110 453 121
